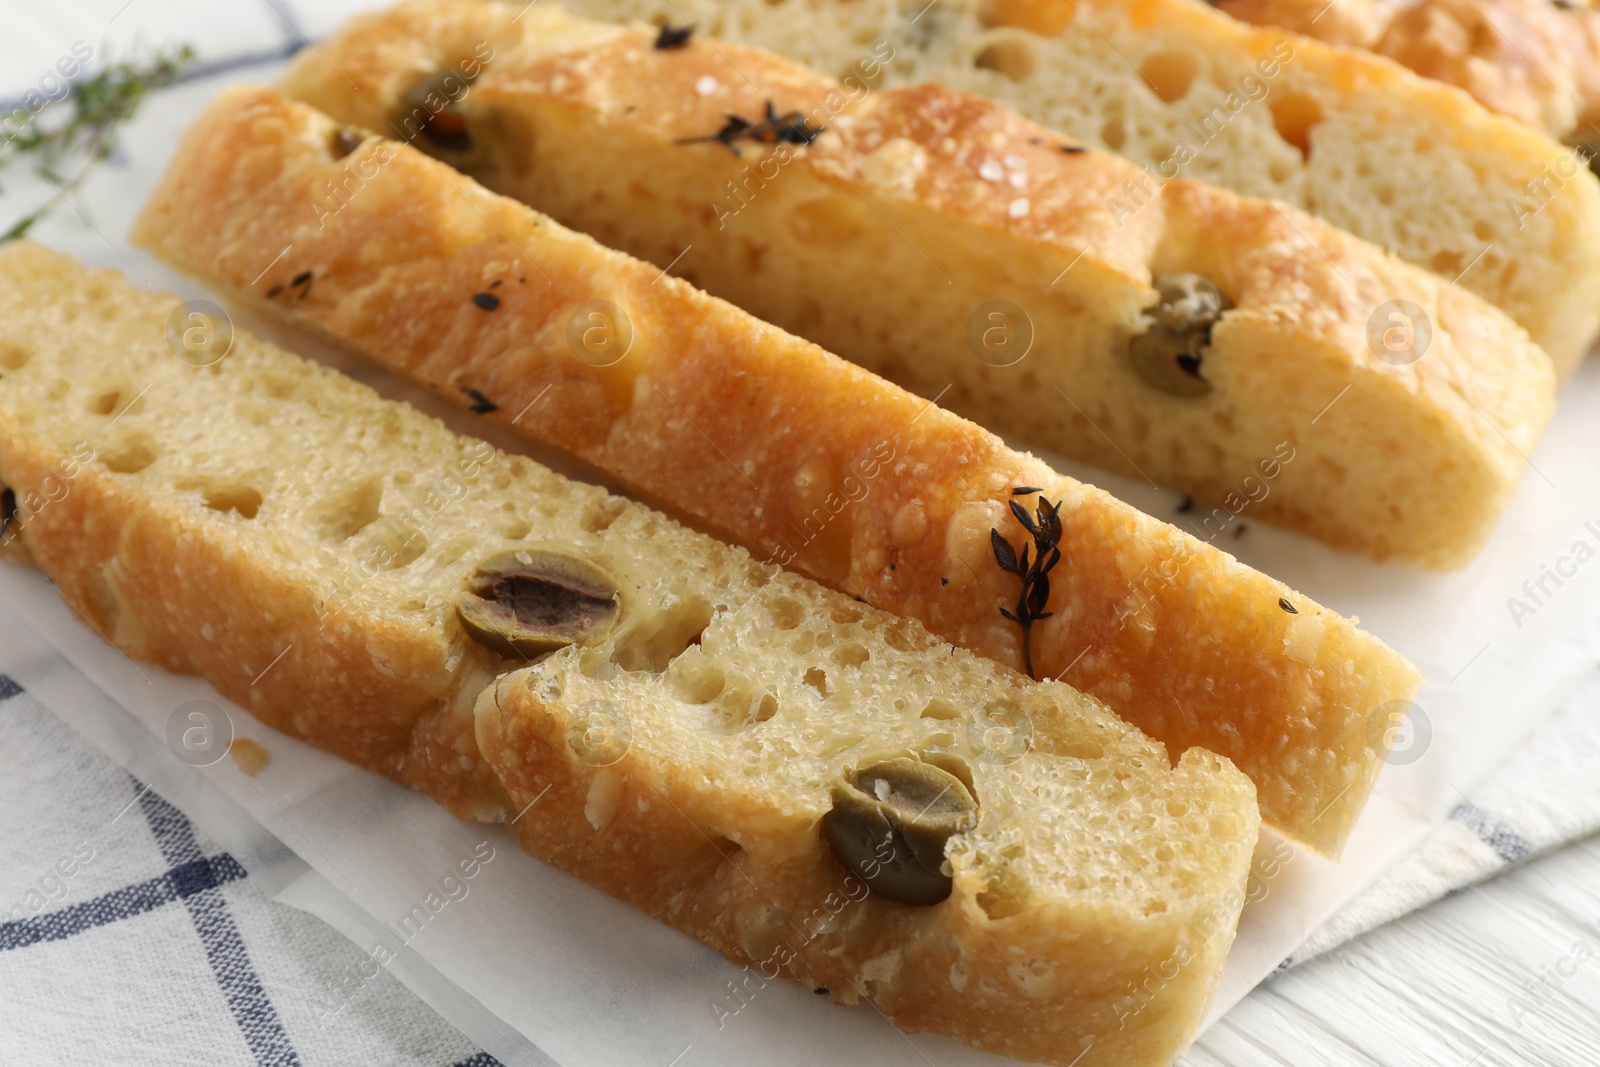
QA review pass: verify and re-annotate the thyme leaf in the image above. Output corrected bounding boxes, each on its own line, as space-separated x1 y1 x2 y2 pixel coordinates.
1 44 196 242
990 488 1064 679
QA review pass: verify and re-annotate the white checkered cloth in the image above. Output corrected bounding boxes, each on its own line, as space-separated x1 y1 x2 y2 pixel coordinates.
0 675 498 1067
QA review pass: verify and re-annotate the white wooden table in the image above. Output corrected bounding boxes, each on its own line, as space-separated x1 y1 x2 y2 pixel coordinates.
1188 833 1600 1066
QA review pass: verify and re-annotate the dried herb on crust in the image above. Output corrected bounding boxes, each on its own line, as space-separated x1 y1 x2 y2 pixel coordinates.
677 100 824 156
461 387 498 413
654 23 695 49
991 488 1063 679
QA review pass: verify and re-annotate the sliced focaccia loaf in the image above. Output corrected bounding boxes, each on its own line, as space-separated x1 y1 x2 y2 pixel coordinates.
1217 0 1600 147
272 1 1555 572
0 240 1258 1067
131 86 1422 856
549 0 1600 377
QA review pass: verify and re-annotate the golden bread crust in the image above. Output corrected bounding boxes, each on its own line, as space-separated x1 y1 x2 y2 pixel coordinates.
479 674 1256 1067
1220 0 1600 141
273 0 1553 569
549 0 1600 377
132 85 1423 855
0 241 1261 1066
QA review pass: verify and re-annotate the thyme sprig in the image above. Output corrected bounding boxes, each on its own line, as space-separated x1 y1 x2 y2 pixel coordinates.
990 487 1063 679
1 44 196 242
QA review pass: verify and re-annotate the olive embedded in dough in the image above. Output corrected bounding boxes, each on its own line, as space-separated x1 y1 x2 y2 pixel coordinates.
821 757 979 905
455 550 620 658
1127 272 1231 398
396 70 482 162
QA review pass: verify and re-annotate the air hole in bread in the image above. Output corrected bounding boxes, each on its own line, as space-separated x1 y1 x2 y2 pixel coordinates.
313 476 383 540
0 339 32 370
920 697 961 721
671 650 728 704
374 528 429 570
802 666 830 698
975 859 1028 921
502 517 533 540
829 602 865 626
88 388 122 416
1031 730 1107 761
581 496 626 534
768 596 805 630
98 435 158 474
879 620 918 653
175 475 264 519
254 374 300 400
1138 50 1198 103
1100 115 1127 151
1431 249 1464 276
715 682 780 727
973 38 1037 83
834 642 870 668
1473 219 1494 242
1268 92 1323 161
613 596 714 673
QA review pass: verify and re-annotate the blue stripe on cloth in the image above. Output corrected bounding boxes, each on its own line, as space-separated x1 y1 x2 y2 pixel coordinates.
0 42 304 116
0 674 22 701
258 0 311 44
447 1054 505 1067
0 852 246 949
1449 801 1532 865
139 784 303 1067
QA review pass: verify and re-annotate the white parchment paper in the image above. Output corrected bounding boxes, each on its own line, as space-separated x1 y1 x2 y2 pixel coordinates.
3 25 1600 1066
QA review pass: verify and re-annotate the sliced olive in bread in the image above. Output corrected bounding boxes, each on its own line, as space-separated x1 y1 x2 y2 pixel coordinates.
0 241 1258 1067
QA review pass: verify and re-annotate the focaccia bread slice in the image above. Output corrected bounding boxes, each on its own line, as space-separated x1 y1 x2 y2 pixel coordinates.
1217 0 1600 147
547 0 1600 378
131 86 1422 856
0 240 1259 1067
273 0 1555 573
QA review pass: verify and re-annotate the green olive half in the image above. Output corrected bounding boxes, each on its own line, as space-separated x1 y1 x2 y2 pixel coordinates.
395 69 486 167
821 758 978 905
1127 272 1231 398
455 549 619 658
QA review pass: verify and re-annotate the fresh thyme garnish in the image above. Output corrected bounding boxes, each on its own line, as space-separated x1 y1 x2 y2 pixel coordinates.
677 100 825 156
991 488 1063 679
1 45 196 242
